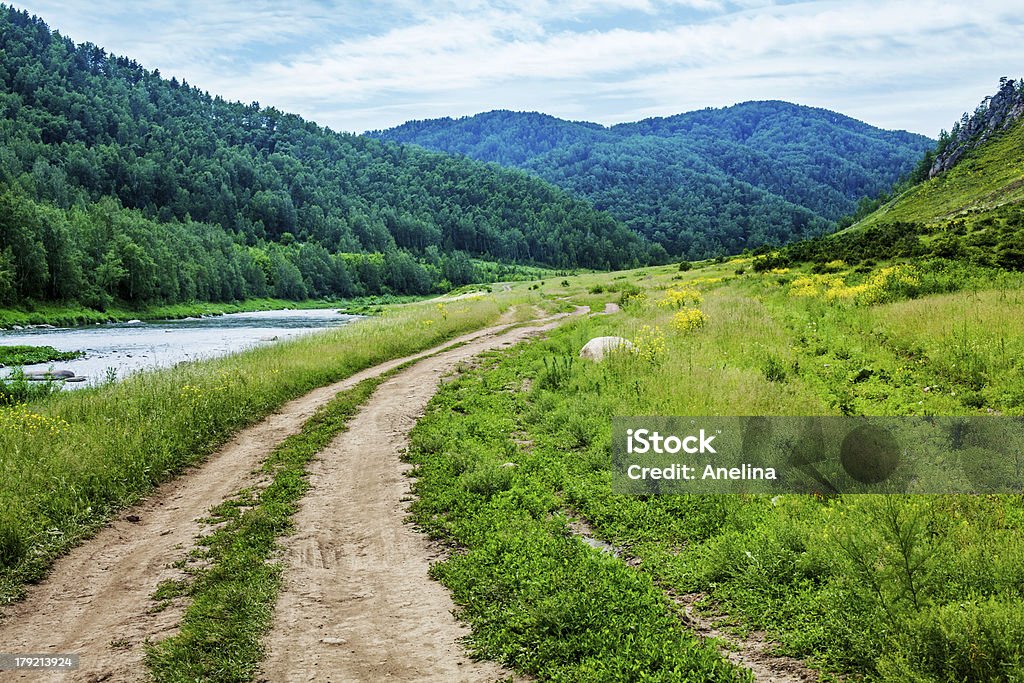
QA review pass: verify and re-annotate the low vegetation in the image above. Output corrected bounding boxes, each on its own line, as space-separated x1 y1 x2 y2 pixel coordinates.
406 259 1024 681
0 296 427 329
0 344 82 366
0 295 509 604
146 372 389 682
407 355 751 681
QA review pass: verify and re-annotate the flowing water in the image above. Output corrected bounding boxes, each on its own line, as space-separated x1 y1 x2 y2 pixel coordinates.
0 308 361 387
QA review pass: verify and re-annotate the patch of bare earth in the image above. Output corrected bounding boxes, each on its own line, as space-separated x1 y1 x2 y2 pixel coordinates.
0 319 531 683
563 515 820 683
674 592 820 683
257 315 581 682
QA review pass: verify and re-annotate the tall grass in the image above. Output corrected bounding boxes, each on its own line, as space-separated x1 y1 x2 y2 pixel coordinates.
0 296 505 603
409 259 1024 681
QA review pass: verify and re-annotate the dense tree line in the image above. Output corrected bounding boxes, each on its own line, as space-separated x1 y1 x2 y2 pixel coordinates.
0 186 519 307
0 6 654 309
373 104 934 260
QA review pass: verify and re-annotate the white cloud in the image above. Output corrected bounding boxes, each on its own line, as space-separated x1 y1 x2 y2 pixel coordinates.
11 0 1024 135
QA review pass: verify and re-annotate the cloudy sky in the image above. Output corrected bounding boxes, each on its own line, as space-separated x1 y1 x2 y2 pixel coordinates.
11 0 1024 136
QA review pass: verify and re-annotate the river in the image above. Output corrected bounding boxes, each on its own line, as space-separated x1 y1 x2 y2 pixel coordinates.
0 308 361 387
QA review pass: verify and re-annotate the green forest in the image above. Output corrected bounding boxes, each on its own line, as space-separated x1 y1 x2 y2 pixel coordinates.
373 105 934 259
0 6 656 310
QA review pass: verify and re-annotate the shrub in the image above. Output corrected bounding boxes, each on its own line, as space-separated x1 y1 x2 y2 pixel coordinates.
752 252 791 272
763 354 788 382
631 325 666 363
618 285 646 308
671 308 707 332
880 598 1024 682
658 287 702 308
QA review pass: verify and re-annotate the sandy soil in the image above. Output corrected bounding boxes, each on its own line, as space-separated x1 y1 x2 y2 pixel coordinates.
258 316 576 682
0 318 532 683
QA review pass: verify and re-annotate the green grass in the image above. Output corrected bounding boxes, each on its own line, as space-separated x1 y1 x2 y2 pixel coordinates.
0 294 518 604
860 121 1024 229
0 345 83 366
7 254 1024 681
407 354 751 682
0 295 426 329
145 372 389 682
406 260 1024 682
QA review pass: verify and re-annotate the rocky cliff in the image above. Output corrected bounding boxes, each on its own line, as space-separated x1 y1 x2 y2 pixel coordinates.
930 78 1024 177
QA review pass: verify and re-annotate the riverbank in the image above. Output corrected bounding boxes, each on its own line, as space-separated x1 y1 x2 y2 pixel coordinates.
0 294 429 330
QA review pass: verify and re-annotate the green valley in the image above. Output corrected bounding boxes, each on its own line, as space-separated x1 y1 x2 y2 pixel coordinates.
0 5 649 319
3 3 1024 683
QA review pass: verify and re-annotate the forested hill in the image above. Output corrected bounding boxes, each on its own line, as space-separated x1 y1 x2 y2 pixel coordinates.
0 7 652 310
372 104 934 259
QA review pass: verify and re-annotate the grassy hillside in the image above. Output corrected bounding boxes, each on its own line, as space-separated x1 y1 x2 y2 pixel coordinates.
764 80 1024 274
860 117 1024 229
373 103 934 259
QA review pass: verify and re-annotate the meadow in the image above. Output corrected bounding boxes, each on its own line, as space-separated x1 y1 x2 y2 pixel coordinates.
407 257 1024 681
3 254 1023 682
0 293 516 604
0 295 430 330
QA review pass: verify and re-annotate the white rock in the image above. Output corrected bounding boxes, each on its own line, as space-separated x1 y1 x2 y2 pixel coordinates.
579 336 637 362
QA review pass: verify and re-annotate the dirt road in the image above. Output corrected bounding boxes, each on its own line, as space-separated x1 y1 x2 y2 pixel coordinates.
0 315 558 682
258 316 579 682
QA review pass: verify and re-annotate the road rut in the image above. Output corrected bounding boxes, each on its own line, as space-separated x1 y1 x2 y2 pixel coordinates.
259 315 578 682
0 317 542 682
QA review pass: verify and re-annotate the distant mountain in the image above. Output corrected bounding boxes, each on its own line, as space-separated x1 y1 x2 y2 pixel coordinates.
0 7 652 310
787 79 1024 271
372 104 934 259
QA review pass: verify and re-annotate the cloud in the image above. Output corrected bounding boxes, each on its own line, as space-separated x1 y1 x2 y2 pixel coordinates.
11 0 1024 135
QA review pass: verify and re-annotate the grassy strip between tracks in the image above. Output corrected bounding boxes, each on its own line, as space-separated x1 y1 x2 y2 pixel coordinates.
145 371 390 682
0 294 508 604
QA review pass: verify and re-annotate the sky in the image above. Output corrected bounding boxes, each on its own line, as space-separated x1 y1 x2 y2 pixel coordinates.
10 0 1024 137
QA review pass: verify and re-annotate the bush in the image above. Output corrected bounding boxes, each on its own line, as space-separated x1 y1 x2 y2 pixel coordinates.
880 599 1024 682
678 260 692 272
460 463 514 499
618 284 646 308
763 354 788 382
752 252 791 272
0 512 25 569
0 370 62 405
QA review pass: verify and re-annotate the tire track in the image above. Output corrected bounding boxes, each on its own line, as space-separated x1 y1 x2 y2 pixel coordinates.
0 317 534 683
259 313 582 682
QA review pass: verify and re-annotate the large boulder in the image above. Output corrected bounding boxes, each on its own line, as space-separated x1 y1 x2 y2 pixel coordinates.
579 336 636 362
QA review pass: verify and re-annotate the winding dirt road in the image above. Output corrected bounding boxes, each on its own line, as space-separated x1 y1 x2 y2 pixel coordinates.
0 313 570 682
258 315 580 682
